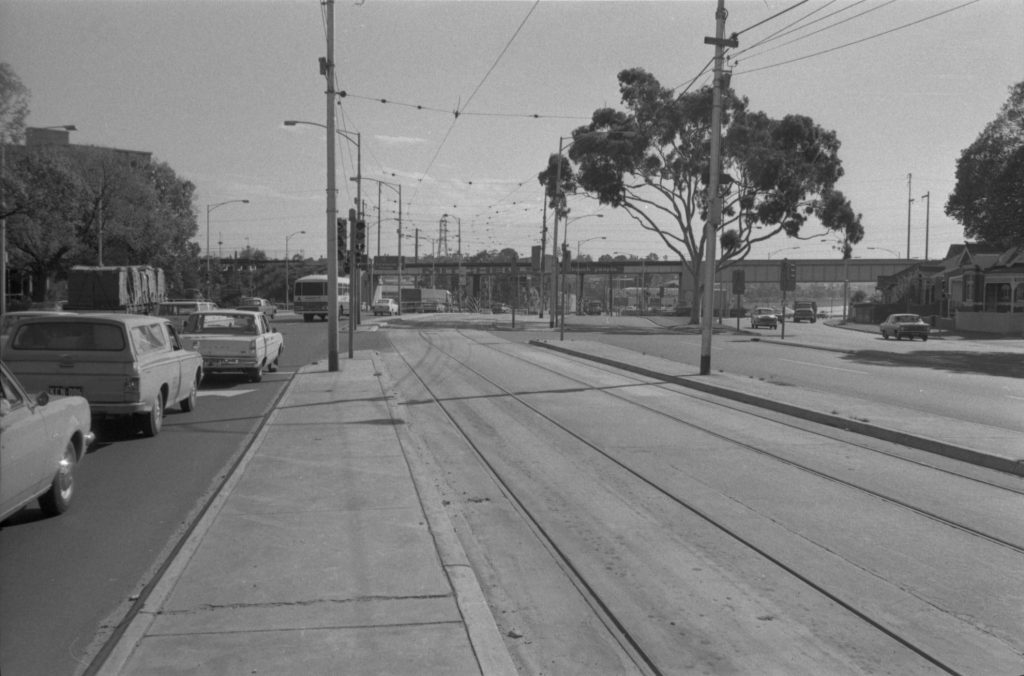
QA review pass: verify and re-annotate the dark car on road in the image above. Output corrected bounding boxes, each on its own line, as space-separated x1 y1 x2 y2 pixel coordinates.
880 313 930 341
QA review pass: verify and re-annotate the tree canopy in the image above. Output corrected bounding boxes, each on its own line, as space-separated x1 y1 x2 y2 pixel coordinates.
1 62 201 301
539 67 863 321
946 81 1024 248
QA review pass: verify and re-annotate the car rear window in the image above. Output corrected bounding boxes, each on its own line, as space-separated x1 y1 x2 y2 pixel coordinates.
11 321 126 351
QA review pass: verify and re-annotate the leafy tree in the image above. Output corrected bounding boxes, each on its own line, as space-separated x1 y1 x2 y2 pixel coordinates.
946 81 1024 247
0 62 30 143
4 150 89 300
539 68 863 323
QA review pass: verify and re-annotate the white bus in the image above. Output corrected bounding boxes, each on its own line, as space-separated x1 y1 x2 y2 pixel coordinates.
293 274 350 322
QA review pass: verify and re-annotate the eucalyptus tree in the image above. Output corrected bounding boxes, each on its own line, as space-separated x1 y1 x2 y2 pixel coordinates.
539 68 863 323
946 81 1024 247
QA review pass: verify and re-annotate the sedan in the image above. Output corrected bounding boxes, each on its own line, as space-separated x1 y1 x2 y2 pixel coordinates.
750 307 779 330
880 313 930 341
1 361 95 522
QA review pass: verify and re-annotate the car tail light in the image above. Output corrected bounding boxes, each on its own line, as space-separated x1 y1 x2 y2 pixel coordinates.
123 376 140 395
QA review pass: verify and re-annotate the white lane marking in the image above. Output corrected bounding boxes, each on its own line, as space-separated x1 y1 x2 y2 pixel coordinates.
779 358 868 374
198 390 257 398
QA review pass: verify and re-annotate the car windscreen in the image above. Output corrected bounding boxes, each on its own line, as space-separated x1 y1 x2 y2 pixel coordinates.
10 321 126 351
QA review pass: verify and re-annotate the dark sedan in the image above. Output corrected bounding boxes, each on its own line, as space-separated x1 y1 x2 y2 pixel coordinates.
880 313 930 341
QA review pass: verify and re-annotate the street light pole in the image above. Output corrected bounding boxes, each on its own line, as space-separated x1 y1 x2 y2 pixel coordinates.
559 213 603 341
284 230 305 308
353 176 402 313
206 199 249 300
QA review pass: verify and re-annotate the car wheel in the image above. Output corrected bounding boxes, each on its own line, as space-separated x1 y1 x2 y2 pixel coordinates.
882 331 889 339
140 393 164 437
180 374 199 412
248 363 264 383
923 335 928 341
38 440 76 516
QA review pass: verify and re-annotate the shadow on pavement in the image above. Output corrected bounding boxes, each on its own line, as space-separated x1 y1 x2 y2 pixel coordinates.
840 349 1024 379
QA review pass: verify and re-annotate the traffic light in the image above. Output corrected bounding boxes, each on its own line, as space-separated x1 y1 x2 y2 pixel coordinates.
354 219 367 269
336 217 347 259
732 269 745 295
779 259 797 291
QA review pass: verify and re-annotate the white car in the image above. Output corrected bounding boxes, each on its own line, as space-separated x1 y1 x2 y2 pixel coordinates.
373 299 399 316
1 361 95 522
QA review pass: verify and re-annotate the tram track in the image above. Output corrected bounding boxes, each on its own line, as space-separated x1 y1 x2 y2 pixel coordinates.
390 327 1023 675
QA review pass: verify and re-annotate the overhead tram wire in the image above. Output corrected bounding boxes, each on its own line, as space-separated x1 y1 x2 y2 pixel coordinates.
734 0 982 76
735 0 898 63
407 0 541 209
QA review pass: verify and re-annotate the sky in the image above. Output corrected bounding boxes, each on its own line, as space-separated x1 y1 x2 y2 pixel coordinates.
1 0 1022 265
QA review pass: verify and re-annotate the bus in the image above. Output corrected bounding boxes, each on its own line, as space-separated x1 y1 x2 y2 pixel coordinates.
293 274 350 322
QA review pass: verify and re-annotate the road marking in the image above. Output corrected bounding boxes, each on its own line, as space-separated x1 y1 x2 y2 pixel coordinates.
779 358 868 374
198 390 257 398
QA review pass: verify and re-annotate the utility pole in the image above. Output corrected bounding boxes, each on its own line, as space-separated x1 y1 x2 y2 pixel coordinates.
906 173 913 261
700 0 736 375
539 200 547 318
323 0 339 371
921 191 930 260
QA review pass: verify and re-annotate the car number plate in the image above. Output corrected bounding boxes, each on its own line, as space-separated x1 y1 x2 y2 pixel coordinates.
49 385 84 396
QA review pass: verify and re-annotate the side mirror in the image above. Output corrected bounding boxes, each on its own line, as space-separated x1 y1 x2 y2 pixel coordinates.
35 392 50 406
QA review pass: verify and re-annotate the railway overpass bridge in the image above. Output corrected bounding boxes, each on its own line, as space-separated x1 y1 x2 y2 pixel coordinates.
388 257 910 288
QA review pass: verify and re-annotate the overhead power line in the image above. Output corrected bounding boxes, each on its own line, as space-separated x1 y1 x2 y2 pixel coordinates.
735 0 981 76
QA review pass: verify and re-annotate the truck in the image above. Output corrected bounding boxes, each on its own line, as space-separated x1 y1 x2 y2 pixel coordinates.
179 309 284 383
399 288 452 313
792 299 818 323
64 265 166 314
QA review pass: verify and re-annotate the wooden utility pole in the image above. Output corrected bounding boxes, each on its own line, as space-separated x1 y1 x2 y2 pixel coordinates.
700 0 737 375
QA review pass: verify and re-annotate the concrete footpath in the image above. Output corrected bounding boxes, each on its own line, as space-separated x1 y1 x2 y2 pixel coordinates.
97 352 518 676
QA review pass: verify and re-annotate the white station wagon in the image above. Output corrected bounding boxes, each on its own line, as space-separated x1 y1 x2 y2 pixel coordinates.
3 314 203 437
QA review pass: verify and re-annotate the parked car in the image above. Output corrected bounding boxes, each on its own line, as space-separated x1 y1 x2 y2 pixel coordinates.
750 307 779 330
373 298 399 316
156 300 218 331
3 314 203 437
880 313 930 341
237 297 277 319
180 310 283 382
1 361 95 522
490 303 511 314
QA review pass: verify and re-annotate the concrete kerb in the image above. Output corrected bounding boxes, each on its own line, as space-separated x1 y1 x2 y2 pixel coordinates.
529 339 1024 477
372 351 518 676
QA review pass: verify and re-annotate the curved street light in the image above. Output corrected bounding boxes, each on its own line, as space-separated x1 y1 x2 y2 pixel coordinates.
205 199 249 299
354 176 403 313
558 213 603 339
284 119 362 362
